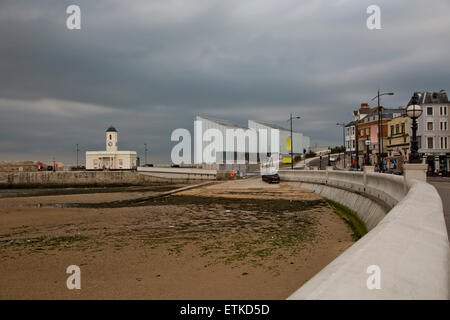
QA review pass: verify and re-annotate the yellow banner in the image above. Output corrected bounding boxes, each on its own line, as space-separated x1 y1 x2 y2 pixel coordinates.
286 137 291 151
282 157 292 163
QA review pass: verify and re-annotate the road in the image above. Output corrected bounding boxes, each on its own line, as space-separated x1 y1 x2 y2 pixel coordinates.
306 156 330 170
427 177 450 240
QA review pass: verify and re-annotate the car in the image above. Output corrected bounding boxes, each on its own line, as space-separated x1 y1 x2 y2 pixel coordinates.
262 173 280 184
329 155 339 162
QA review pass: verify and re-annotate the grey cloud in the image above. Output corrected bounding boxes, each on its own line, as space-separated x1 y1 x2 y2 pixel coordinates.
0 0 449 164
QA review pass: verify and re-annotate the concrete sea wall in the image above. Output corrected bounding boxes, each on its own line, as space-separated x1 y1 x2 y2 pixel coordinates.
0 169 214 187
279 169 449 299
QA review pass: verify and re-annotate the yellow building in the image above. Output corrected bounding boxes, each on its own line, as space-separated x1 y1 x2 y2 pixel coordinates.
385 114 410 169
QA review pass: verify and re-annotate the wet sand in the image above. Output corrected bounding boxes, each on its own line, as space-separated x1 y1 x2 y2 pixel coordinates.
0 178 354 299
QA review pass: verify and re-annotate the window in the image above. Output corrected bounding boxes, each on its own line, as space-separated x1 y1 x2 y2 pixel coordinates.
427 107 433 115
401 123 405 133
446 137 448 149
441 137 444 149
395 124 400 134
427 137 434 149
440 106 443 115
427 122 433 131
361 129 364 136
390 125 394 136
445 106 448 116
440 121 448 131
366 128 369 135
109 134 112 140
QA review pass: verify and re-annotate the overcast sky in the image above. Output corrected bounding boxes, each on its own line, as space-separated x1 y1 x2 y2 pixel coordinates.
0 0 449 164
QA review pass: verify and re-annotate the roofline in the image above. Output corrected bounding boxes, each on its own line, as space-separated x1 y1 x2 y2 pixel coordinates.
196 115 248 130
249 120 304 134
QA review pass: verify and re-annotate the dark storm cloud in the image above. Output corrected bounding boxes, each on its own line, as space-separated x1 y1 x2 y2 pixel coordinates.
0 0 449 163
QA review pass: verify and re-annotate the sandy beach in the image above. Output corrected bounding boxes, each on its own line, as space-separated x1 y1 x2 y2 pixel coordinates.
0 178 354 299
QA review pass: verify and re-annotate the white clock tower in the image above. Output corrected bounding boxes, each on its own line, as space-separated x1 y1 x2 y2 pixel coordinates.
106 125 118 152
86 125 137 170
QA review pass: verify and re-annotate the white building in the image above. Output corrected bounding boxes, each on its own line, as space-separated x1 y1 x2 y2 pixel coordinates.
86 126 137 170
248 120 310 163
409 90 450 172
196 116 255 168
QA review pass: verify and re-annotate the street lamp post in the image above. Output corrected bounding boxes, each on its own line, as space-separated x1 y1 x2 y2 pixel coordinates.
365 140 371 165
76 143 79 168
337 122 346 169
371 90 394 172
144 143 148 165
407 94 423 163
288 114 301 170
355 123 359 169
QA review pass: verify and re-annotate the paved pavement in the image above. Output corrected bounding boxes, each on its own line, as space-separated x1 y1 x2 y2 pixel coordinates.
427 177 450 240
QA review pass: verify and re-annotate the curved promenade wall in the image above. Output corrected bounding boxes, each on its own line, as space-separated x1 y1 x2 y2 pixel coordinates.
279 170 449 299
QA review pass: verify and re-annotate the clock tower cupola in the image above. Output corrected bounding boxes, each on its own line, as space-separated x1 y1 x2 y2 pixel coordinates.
106 125 118 152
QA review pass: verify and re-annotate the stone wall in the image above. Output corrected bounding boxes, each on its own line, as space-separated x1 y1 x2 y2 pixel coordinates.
0 171 207 188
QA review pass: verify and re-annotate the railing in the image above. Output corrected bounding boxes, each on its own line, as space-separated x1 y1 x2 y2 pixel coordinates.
279 170 449 299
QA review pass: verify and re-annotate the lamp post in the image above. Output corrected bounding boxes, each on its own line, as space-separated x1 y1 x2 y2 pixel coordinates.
76 143 79 168
406 94 423 163
144 143 148 165
288 114 301 170
355 122 359 169
371 90 394 171
365 140 371 165
337 122 346 169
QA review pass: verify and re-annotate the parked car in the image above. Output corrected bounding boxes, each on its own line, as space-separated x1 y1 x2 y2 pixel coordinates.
262 173 280 184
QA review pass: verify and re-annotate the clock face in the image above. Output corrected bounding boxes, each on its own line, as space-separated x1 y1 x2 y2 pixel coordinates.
108 142 113 147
